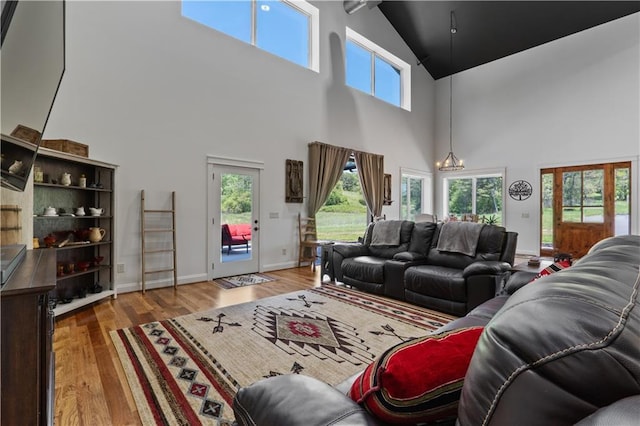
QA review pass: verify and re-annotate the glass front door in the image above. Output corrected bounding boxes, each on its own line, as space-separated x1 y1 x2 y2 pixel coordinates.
208 164 260 279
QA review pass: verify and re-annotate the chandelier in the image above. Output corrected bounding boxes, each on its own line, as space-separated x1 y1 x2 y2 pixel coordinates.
437 11 464 172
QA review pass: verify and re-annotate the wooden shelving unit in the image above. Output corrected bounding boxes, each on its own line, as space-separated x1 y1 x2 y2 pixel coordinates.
32 147 118 316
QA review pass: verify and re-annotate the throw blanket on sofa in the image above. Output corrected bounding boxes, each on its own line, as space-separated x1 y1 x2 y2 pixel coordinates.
436 222 485 256
370 221 403 246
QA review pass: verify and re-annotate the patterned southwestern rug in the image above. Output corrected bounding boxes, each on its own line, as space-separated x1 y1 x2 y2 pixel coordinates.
213 273 276 289
111 285 456 425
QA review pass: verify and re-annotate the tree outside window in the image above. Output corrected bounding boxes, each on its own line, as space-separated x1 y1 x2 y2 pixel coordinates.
445 174 503 224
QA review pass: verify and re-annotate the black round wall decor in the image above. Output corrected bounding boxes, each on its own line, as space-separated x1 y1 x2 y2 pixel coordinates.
508 180 533 201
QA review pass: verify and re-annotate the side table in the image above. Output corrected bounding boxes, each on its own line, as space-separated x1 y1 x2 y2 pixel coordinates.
320 242 335 282
512 259 553 274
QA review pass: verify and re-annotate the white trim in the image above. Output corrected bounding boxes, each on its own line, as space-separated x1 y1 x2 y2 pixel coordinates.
346 27 411 111
440 168 507 225
182 0 319 72
400 167 433 217
207 154 265 169
116 273 207 294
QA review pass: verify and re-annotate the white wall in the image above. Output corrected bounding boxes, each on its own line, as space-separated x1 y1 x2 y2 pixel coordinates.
44 1 436 291
435 13 640 255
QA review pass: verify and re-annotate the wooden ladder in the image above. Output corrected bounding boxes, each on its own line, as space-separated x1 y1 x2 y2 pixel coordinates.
298 213 319 271
141 190 177 293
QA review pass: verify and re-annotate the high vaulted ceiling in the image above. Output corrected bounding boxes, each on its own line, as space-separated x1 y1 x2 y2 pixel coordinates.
376 1 640 80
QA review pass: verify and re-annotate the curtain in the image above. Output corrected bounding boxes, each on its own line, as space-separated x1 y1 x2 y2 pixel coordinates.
308 142 351 217
354 150 384 218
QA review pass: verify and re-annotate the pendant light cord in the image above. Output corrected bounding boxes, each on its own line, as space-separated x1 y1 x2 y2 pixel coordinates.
449 11 456 153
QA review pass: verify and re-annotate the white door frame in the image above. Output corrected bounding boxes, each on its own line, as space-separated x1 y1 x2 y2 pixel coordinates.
207 155 263 280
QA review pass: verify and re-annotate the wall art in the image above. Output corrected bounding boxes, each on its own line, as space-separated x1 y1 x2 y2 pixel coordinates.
285 159 303 203
508 180 532 201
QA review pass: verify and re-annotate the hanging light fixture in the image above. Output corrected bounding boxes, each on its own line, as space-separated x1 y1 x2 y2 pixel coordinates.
437 11 465 172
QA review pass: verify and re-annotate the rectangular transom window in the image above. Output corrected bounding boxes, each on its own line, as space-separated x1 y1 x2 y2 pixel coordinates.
345 27 411 110
182 0 319 72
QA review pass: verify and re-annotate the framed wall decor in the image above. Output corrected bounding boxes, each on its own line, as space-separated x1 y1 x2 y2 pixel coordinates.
285 159 303 203
383 173 392 205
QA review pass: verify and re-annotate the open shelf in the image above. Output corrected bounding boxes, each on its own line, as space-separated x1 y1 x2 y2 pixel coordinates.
53 289 115 317
55 265 110 281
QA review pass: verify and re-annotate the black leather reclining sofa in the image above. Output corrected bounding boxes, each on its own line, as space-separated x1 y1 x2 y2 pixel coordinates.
233 235 640 426
331 220 518 316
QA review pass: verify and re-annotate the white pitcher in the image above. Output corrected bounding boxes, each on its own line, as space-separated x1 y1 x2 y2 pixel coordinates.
61 172 71 186
89 207 104 216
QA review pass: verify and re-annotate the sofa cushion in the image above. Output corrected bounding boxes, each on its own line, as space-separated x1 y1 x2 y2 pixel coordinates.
368 221 414 258
427 224 505 270
407 221 438 257
349 327 484 424
234 374 376 426
457 235 640 425
404 265 466 302
342 256 387 284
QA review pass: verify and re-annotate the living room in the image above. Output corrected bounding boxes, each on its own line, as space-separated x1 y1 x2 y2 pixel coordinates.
1 1 639 425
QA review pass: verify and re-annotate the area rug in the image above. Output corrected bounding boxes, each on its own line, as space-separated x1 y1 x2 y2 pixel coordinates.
213 273 276 289
111 285 456 425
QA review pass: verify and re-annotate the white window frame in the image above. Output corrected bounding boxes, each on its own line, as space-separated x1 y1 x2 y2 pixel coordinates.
400 167 433 220
441 168 506 224
285 0 319 72
183 0 319 73
346 27 411 111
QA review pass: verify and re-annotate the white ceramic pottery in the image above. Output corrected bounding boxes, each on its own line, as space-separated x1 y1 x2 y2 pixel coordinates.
88 227 106 243
61 172 71 186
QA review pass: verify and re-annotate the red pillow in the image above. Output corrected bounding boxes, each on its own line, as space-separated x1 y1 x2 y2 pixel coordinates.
349 327 483 424
531 260 572 282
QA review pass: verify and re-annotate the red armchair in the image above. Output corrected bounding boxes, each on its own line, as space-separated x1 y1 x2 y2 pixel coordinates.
222 224 252 253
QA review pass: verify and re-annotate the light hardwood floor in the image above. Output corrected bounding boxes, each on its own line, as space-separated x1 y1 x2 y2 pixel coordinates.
53 266 320 426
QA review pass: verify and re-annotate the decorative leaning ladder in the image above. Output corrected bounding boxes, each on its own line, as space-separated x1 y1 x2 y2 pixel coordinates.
140 190 177 293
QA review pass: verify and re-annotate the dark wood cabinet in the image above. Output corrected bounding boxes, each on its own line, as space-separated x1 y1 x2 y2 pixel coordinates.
1 249 56 426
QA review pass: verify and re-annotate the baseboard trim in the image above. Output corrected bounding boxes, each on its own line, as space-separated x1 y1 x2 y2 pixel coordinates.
116 273 207 294
262 261 298 271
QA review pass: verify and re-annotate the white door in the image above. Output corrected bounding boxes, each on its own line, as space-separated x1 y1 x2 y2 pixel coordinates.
208 162 260 279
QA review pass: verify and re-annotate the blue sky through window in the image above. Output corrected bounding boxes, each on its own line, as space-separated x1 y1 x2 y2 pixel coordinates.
182 1 251 43
375 56 401 106
346 40 372 94
182 0 310 69
256 1 309 68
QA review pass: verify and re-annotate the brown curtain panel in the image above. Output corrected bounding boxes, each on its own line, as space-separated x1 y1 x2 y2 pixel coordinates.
354 150 385 218
308 142 351 217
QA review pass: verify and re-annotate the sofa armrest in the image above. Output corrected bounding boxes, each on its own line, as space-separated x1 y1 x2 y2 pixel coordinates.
462 261 511 278
233 375 379 426
332 244 370 281
333 243 370 258
574 395 640 426
393 251 428 262
384 258 428 300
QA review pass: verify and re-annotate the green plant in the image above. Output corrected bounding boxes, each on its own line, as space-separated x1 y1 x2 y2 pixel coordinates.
482 214 498 225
